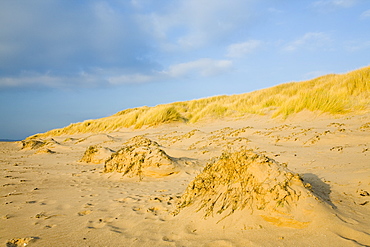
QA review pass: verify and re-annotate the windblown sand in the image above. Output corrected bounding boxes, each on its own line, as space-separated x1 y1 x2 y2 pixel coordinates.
1 112 370 246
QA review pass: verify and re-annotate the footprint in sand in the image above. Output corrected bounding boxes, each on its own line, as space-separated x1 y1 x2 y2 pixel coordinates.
113 198 127 203
56 203 71 210
2 214 12 219
132 206 145 215
34 212 59 219
39 199 57 205
147 207 161 215
87 219 105 229
162 235 176 242
86 217 116 229
114 197 138 204
83 202 95 208
203 240 236 247
44 224 57 229
25 200 37 204
78 210 93 216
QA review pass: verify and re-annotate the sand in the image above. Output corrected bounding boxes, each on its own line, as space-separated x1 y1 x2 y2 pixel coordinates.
1 112 370 246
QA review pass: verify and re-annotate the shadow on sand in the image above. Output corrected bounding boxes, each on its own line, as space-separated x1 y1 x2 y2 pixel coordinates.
301 173 337 209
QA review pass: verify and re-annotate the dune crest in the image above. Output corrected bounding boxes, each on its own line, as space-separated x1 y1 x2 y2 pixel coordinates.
27 65 370 139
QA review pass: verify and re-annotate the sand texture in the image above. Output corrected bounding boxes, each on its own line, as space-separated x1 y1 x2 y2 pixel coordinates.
1 113 370 246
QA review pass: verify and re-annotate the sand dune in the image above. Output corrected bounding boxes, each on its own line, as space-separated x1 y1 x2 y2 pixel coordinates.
27 65 370 139
1 111 370 246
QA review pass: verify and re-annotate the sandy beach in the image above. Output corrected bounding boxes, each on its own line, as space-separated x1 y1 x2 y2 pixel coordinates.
1 112 370 246
1 1 370 246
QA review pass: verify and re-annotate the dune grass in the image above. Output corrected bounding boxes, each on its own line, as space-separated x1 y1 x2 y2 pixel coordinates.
29 65 370 139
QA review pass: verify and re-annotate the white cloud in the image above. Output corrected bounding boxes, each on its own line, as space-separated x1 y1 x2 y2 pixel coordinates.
331 0 357 7
108 73 156 85
0 1 153 79
313 0 357 11
303 70 332 80
0 58 233 88
0 74 72 88
137 0 254 51
226 40 262 58
0 69 110 89
163 58 233 77
344 40 370 52
109 58 234 85
361 9 370 19
283 32 332 52
267 7 283 14
0 0 249 89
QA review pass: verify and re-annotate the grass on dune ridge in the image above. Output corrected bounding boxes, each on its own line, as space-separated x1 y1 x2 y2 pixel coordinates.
29 65 370 139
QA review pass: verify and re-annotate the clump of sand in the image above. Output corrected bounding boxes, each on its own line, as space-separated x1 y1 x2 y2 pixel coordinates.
21 139 45 150
6 237 37 247
75 134 116 145
21 138 59 150
79 145 114 164
175 150 320 228
104 136 178 180
34 148 56 155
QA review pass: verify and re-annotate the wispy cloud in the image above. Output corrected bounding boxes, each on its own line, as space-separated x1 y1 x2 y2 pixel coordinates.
0 0 251 89
344 40 370 52
0 1 155 81
0 58 233 88
102 58 233 85
0 72 104 89
226 40 262 58
330 0 357 7
302 70 332 80
108 73 157 85
137 0 254 51
361 9 370 19
283 32 332 52
163 58 233 77
312 0 357 11
267 7 283 14
313 0 357 7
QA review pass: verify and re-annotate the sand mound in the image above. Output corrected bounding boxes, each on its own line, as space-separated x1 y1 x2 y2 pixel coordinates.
75 134 116 145
6 237 38 247
21 138 59 150
62 137 79 143
34 148 56 155
104 136 178 180
175 150 321 228
80 145 114 164
21 139 45 150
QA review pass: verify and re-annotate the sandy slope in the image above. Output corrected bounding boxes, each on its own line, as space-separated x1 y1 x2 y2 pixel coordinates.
1 112 370 246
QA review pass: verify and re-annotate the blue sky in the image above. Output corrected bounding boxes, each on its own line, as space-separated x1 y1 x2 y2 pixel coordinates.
1 0 369 140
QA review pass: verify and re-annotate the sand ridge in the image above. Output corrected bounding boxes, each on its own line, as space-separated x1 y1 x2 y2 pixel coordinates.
1 113 370 246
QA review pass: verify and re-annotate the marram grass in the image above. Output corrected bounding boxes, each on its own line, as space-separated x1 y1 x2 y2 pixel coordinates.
29 65 370 139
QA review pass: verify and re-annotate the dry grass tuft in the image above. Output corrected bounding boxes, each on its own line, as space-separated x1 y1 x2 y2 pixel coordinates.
28 65 370 138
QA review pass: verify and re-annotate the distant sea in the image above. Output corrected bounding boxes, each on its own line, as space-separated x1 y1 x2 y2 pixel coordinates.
0 139 21 142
